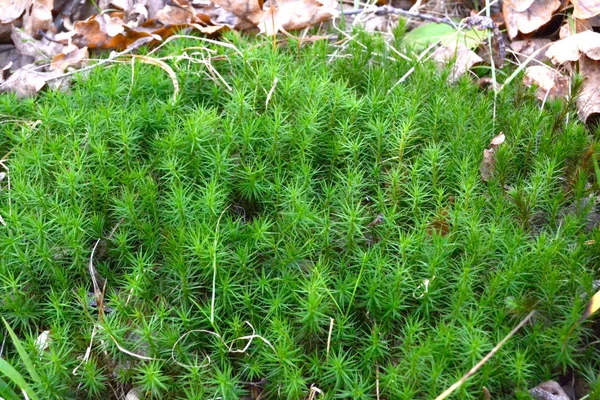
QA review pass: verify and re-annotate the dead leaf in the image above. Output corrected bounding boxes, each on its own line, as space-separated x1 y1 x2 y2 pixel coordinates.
22 0 53 38
50 46 89 71
510 38 551 63
559 17 592 39
0 64 68 97
156 4 194 25
433 44 483 83
578 54 600 123
545 31 600 123
11 28 63 62
503 0 560 39
211 0 264 27
35 330 51 354
259 0 339 36
0 0 32 24
523 66 569 101
571 0 600 20
529 381 570 400
480 132 505 182
546 31 600 64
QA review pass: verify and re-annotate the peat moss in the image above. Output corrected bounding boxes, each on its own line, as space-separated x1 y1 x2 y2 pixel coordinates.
0 31 599 399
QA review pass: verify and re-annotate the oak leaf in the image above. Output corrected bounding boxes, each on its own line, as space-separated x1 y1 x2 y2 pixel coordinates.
571 0 600 20
503 0 560 39
523 66 569 101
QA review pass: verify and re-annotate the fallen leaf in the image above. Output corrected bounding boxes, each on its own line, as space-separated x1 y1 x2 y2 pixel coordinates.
35 330 51 354
480 132 505 182
523 65 569 101
22 0 53 38
503 0 560 39
156 4 194 25
433 44 483 83
571 0 600 20
0 0 32 24
259 0 339 36
11 28 63 62
211 0 264 27
545 31 600 123
529 381 570 400
510 38 551 63
50 46 89 71
578 55 600 123
559 16 592 39
545 31 600 64
0 64 67 97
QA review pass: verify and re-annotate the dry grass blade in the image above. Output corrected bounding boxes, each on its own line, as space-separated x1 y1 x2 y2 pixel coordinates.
435 310 536 400
130 55 179 103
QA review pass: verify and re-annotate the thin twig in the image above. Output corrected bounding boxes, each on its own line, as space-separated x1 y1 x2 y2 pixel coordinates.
435 310 536 400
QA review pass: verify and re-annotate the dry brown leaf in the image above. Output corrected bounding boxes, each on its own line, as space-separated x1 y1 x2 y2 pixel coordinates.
545 31 600 122
156 4 194 25
11 28 64 62
211 0 264 26
73 16 166 50
22 0 53 37
529 381 570 400
578 55 600 123
503 0 560 39
559 17 592 39
571 0 600 20
259 0 339 35
433 44 483 83
50 46 89 71
546 31 600 63
0 64 67 97
480 132 505 182
523 66 569 101
510 38 551 63
0 0 32 24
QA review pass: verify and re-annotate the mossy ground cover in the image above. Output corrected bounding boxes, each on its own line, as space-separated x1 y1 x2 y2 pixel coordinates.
1 31 600 399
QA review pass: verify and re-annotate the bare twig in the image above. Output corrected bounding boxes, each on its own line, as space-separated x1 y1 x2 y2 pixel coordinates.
435 310 536 400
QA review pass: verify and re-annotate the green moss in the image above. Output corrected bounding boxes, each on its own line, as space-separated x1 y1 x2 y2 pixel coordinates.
0 30 599 399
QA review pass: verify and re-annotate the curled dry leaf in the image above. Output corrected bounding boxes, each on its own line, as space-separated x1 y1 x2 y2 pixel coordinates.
433 44 483 83
211 0 264 28
503 0 560 39
480 132 505 182
523 65 569 101
0 0 32 24
578 55 600 123
559 17 592 39
35 330 52 354
546 31 600 63
571 0 600 20
11 28 63 62
259 0 339 36
546 31 600 123
529 381 570 400
0 64 68 97
50 46 89 71
510 38 551 63
22 0 53 38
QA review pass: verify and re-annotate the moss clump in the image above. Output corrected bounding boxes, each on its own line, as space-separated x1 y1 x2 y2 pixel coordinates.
0 31 599 399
